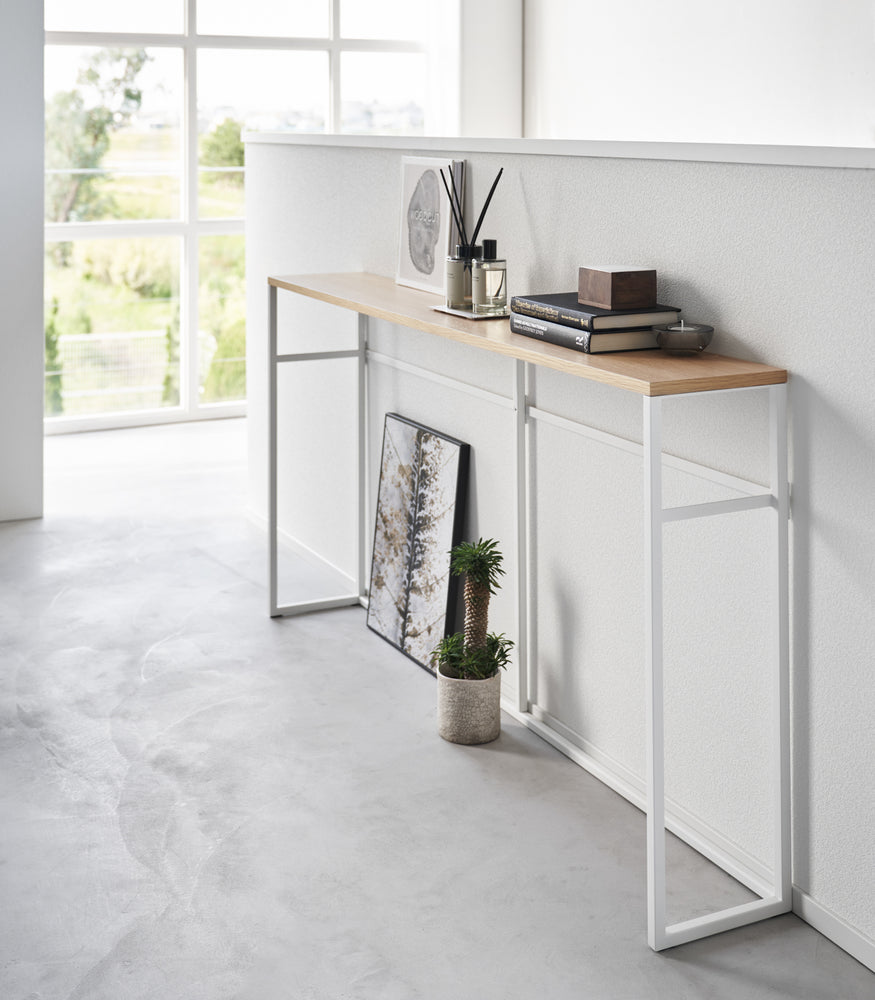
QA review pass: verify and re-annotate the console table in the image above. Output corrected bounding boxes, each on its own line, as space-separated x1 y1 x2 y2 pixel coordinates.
267 271 790 952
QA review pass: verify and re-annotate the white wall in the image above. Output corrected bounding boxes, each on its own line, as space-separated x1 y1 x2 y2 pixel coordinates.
245 135 875 970
458 0 522 137
524 0 875 146
0 0 44 521
427 0 523 138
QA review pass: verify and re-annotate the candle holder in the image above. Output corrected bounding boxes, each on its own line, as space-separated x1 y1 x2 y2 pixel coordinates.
653 321 714 355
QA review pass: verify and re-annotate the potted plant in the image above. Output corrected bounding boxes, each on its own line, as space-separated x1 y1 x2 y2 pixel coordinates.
432 538 514 744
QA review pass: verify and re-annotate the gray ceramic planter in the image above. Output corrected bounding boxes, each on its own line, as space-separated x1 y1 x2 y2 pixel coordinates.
436 665 501 744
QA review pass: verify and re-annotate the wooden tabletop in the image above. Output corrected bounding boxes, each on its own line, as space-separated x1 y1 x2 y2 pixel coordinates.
269 273 788 397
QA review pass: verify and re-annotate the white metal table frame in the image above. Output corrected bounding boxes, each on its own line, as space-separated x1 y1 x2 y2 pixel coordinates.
642 385 790 949
268 277 791 952
268 284 369 619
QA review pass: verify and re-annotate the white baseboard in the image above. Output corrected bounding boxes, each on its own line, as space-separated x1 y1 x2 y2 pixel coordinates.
793 887 875 974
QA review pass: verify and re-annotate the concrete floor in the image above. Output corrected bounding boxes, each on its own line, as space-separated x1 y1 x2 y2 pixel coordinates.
1 418 873 1000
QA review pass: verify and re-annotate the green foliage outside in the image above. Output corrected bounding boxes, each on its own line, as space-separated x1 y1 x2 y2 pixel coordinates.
46 238 180 416
163 307 181 406
44 299 64 416
49 240 176 334
201 319 246 401
199 118 245 217
44 49 246 417
45 48 149 225
83 238 176 300
200 118 245 182
199 235 246 402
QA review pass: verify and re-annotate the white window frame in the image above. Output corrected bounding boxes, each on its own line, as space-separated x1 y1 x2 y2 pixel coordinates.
44 0 428 434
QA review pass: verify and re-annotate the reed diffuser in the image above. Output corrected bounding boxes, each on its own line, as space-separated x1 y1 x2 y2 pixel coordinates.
441 166 503 311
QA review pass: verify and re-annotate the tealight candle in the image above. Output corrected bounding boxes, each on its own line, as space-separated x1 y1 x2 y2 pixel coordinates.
652 320 714 355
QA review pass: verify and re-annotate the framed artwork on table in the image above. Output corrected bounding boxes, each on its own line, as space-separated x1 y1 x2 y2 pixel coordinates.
396 156 465 295
367 413 470 673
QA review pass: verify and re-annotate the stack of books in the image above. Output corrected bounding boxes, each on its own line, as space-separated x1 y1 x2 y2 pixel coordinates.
509 266 680 355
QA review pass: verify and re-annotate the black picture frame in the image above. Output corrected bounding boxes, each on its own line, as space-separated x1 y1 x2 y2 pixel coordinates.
367 413 470 673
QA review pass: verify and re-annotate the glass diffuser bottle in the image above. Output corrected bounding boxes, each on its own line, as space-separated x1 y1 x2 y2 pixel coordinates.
440 164 504 313
445 243 482 310
472 239 507 316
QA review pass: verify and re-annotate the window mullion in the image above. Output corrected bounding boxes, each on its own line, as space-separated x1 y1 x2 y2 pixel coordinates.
47 31 358 51
184 1 199 415
45 31 186 47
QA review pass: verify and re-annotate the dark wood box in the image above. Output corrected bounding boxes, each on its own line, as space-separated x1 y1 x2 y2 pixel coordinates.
578 266 657 310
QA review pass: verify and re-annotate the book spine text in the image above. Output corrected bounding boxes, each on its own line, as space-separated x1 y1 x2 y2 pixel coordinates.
509 313 593 352
509 297 594 331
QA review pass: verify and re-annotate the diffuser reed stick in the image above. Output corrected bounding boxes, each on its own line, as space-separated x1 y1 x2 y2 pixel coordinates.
470 167 503 248
447 166 469 246
439 168 467 246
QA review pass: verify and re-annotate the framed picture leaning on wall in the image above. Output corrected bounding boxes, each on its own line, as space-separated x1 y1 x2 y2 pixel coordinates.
396 156 465 295
367 413 470 672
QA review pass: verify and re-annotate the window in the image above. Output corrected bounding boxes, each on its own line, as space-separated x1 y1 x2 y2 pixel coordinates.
44 0 429 430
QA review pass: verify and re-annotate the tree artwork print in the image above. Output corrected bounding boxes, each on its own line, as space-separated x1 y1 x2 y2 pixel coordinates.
367 414 469 671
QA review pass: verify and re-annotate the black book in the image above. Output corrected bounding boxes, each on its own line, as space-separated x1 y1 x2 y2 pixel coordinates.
509 312 658 354
510 290 680 331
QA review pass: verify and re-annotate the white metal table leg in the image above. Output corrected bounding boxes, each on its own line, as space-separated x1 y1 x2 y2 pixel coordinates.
269 287 367 618
514 359 530 713
643 395 668 950
357 313 369 605
268 283 279 617
644 386 792 951
770 382 792 905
